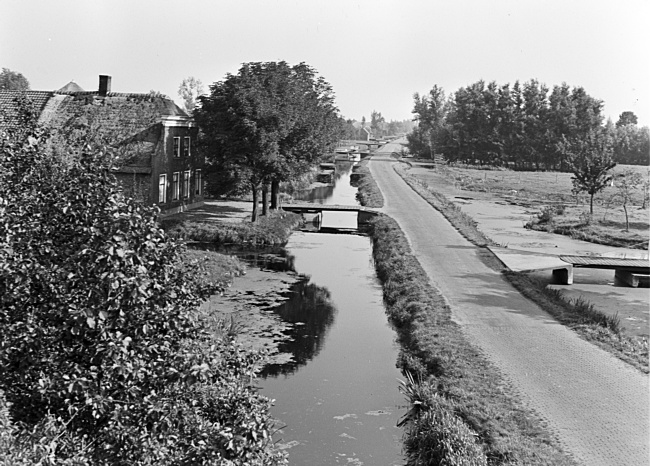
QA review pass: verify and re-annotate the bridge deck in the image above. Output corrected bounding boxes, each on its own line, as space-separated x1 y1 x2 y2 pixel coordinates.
281 203 378 214
559 255 649 272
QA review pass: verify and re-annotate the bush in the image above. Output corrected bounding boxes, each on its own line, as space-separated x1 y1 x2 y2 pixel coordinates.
0 123 287 464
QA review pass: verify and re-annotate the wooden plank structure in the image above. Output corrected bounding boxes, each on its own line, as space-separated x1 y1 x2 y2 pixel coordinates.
559 255 650 287
281 204 380 231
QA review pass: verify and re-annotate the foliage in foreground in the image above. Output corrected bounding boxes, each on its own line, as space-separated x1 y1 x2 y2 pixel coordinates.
0 125 286 464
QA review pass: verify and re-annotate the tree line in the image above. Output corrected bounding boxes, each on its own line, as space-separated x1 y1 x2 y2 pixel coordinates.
408 80 649 169
338 111 414 140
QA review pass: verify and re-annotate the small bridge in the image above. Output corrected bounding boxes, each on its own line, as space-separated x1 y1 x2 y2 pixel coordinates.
281 203 380 232
557 255 650 287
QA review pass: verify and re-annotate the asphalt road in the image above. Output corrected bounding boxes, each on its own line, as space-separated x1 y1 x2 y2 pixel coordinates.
369 142 649 466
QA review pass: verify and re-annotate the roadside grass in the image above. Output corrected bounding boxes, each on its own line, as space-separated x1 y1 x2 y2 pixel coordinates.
352 158 384 208
505 272 649 374
394 162 649 373
161 210 302 247
370 214 576 466
525 215 648 249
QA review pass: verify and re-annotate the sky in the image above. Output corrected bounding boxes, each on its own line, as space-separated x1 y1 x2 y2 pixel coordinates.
1 0 649 125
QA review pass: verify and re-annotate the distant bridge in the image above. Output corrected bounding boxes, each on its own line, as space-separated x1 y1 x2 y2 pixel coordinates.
281 203 380 232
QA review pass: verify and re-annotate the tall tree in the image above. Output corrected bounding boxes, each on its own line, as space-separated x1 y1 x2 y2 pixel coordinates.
177 76 204 115
0 67 29 90
195 62 340 221
411 85 447 159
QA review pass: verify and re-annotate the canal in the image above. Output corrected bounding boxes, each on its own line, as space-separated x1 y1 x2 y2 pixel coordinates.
259 161 405 465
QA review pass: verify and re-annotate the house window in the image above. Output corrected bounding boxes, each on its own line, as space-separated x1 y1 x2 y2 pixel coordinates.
173 137 180 157
158 174 167 203
183 137 190 157
183 170 190 198
172 172 180 200
195 169 202 196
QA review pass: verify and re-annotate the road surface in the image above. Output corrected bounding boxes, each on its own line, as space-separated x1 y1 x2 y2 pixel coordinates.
369 141 649 466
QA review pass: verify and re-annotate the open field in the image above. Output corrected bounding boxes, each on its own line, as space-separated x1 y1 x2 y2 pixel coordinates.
407 162 649 249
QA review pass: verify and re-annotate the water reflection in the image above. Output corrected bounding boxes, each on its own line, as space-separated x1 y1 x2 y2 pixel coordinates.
294 161 358 205
261 280 337 377
190 243 296 272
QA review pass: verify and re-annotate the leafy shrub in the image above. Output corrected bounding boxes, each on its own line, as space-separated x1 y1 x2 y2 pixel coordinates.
0 123 287 464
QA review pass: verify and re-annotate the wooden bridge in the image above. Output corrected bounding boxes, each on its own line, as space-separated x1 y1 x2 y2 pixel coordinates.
557 255 650 287
281 203 380 231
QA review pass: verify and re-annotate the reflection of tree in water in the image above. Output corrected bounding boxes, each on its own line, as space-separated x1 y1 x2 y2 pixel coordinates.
261 279 337 378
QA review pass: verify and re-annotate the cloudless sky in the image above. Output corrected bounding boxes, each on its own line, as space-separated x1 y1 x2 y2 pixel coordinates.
1 0 648 125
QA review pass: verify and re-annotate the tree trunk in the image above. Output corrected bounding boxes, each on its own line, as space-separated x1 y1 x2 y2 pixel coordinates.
262 184 269 216
589 193 594 215
623 202 629 231
271 179 281 210
251 184 259 222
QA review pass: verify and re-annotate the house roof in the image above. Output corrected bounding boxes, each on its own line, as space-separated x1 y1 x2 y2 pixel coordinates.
0 91 54 130
57 81 85 93
1 86 191 170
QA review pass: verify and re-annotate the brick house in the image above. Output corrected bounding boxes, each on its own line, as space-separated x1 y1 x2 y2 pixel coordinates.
0 75 204 214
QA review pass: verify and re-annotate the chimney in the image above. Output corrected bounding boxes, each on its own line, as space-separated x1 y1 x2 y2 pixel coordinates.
99 75 112 96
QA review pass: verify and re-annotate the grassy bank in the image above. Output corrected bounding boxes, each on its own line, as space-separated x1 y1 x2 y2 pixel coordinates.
394 163 649 372
161 210 302 247
352 158 384 208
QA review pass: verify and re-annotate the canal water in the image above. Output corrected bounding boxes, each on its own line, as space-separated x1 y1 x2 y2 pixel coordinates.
259 161 405 465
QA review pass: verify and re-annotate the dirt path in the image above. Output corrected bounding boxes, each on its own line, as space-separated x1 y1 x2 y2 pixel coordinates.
369 144 649 466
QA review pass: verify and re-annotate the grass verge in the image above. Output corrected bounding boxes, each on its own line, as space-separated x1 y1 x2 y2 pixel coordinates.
394 162 649 373
161 210 302 247
352 158 384 208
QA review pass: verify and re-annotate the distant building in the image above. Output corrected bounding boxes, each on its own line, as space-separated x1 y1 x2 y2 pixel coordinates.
0 75 203 214
360 126 372 141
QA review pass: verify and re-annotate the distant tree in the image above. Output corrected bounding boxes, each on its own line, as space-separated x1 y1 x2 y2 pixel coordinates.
370 110 386 138
411 85 447 159
613 124 650 165
561 125 616 214
177 76 204 115
616 111 638 127
612 169 642 231
0 67 29 90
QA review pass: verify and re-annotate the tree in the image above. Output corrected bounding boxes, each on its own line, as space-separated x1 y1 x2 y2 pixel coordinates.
562 126 617 214
411 86 447 159
196 61 340 221
616 111 638 127
0 67 29 90
612 169 642 231
177 76 204 115
370 110 385 138
0 117 287 464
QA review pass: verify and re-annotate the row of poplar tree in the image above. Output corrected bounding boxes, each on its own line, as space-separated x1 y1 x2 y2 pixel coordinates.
408 80 649 169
